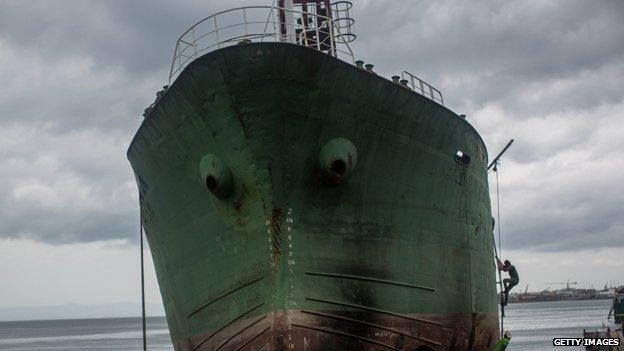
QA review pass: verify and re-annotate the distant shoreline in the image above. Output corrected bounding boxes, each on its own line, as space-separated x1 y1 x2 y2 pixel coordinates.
0 302 165 322
0 315 166 323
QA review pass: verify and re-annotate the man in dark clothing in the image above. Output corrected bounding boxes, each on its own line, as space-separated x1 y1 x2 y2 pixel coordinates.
497 258 519 306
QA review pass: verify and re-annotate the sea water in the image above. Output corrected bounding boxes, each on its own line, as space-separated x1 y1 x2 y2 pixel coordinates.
505 298 615 350
0 317 172 350
0 299 614 350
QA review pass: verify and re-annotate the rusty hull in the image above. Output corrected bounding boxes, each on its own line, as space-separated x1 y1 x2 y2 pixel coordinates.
179 310 498 351
128 43 498 350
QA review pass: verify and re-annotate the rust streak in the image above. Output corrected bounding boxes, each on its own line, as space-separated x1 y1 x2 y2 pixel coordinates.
191 302 264 350
233 197 244 212
300 310 442 346
270 207 283 263
215 315 267 351
231 105 248 138
292 323 402 350
233 326 270 351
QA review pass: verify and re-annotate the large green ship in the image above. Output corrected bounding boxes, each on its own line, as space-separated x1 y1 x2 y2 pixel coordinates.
128 2 500 350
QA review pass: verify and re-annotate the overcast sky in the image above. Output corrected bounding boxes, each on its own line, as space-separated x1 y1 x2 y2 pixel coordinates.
0 0 623 316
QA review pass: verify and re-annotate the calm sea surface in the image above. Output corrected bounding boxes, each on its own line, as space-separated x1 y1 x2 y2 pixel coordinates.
505 299 615 351
0 299 614 350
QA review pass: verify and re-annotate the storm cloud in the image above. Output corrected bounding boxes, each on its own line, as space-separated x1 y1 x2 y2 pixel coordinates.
0 0 622 250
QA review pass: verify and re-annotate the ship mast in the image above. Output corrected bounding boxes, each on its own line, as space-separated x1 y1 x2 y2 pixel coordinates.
278 0 296 43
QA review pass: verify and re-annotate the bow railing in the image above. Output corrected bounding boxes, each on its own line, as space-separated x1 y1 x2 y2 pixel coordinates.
401 70 444 105
168 6 355 83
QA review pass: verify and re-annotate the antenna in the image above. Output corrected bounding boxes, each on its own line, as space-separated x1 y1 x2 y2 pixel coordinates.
488 139 514 171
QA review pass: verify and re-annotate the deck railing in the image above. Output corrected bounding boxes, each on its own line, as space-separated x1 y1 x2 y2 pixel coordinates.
401 71 444 105
168 6 355 83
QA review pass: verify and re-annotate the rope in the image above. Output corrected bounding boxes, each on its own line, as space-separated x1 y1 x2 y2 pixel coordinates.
140 211 147 351
493 162 505 337
496 164 502 259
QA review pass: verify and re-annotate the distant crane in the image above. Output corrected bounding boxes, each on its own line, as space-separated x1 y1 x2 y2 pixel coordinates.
545 280 578 290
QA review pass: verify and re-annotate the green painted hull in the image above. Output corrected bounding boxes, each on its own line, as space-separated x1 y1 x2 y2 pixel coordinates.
128 43 498 350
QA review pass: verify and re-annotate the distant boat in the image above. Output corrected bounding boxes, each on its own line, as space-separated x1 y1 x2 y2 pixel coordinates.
511 282 615 303
610 288 624 325
582 327 623 351
582 287 623 350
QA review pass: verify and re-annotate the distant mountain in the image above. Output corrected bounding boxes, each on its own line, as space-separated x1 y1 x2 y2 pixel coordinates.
0 302 165 322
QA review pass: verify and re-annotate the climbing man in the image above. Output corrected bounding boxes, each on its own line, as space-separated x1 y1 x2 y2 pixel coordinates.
497 258 519 306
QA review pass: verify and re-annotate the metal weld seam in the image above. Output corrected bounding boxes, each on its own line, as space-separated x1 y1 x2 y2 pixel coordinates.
215 315 267 351
292 323 401 351
300 310 442 346
191 302 264 351
234 326 270 351
188 276 264 317
305 297 444 326
304 271 436 292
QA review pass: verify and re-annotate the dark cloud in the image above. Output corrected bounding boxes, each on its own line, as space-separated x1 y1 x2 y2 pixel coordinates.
0 123 138 244
498 150 624 251
1 1 181 77
0 0 622 250
354 0 624 114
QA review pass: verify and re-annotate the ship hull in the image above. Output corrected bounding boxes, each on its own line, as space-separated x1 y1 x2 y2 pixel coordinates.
128 42 498 350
